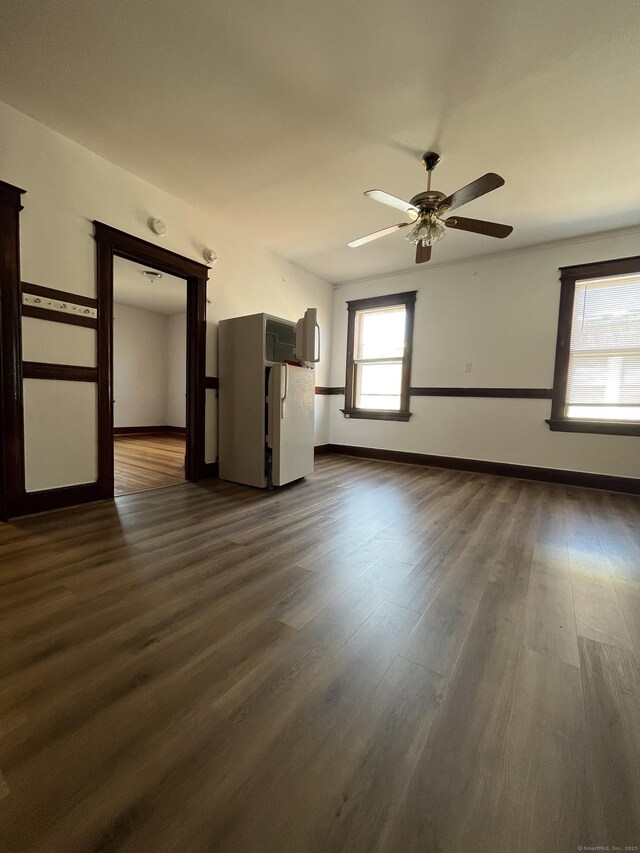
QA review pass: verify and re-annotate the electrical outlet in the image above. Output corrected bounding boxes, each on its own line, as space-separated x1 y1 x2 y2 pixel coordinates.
464 362 472 373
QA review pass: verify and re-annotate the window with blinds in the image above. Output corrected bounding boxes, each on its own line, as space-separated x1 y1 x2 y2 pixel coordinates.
566 273 640 421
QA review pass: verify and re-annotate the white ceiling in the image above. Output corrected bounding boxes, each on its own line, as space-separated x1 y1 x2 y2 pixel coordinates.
113 257 186 316
2 0 639 283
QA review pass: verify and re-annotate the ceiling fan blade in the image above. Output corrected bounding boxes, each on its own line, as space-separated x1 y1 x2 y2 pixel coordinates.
416 242 431 264
444 216 513 238
364 189 419 216
440 173 505 213
348 222 409 248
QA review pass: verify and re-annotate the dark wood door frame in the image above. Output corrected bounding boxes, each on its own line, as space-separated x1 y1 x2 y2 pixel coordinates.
0 180 27 520
94 222 209 497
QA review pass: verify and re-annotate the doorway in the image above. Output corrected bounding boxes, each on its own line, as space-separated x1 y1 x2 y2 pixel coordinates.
112 258 188 495
94 222 209 500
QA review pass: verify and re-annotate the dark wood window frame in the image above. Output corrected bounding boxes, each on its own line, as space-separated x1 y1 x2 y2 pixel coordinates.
547 254 640 437
342 291 416 422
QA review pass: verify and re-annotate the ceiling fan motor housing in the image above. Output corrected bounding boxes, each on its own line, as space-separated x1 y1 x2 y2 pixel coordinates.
410 190 446 213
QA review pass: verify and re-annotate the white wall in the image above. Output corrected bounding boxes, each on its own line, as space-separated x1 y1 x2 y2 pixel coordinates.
113 303 168 428
1 100 333 491
24 381 98 492
167 313 186 429
113 305 186 429
22 316 96 367
329 230 640 479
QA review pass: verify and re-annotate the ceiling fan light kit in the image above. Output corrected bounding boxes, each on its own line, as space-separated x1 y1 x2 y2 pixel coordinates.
348 151 513 264
406 216 446 247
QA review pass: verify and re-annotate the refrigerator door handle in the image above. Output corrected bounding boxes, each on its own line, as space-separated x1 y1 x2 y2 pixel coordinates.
281 363 288 419
315 322 321 362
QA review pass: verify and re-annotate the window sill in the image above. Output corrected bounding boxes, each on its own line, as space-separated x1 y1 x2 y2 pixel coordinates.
546 418 640 436
341 408 412 422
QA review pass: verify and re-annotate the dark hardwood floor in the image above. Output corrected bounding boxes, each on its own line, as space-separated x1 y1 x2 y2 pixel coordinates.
114 433 186 496
0 455 638 852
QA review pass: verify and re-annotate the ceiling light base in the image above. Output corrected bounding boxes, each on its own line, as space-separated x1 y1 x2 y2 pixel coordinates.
421 151 441 172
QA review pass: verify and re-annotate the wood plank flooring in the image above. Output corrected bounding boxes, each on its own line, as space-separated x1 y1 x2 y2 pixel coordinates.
113 433 186 496
0 455 639 852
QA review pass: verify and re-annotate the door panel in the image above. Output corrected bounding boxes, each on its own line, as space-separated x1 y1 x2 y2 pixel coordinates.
268 364 315 486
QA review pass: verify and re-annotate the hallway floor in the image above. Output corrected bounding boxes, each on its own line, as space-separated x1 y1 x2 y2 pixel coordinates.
113 433 186 496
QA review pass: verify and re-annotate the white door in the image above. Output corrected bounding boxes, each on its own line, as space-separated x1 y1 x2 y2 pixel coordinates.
267 364 315 486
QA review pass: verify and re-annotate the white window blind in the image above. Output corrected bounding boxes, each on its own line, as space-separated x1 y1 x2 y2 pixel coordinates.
566 273 640 421
354 305 406 410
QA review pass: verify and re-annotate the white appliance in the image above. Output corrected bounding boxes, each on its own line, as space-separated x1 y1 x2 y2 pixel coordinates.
296 307 320 363
267 364 315 486
219 310 319 488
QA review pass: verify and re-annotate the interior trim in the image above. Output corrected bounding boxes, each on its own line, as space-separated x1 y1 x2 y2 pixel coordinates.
21 281 98 329
113 425 186 435
21 281 97 307
344 290 416 421
0 179 27 520
345 290 419 312
16 483 104 517
23 362 98 382
410 387 553 398
21 304 97 329
94 221 209 503
326 443 640 495
202 461 219 478
200 384 553 400
557 254 640 279
550 255 640 434
207 380 344 395
312 386 553 398
340 408 412 422
546 418 640 436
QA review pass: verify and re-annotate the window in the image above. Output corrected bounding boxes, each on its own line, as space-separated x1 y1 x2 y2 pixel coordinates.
343 291 416 421
548 255 640 436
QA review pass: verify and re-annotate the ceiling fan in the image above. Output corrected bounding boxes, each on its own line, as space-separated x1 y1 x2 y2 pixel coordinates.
348 152 513 264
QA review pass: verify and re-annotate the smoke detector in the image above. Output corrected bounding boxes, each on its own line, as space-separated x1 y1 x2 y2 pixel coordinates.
149 218 167 236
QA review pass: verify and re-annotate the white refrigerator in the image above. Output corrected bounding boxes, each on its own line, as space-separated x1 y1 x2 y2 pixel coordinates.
266 363 316 487
219 310 319 488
